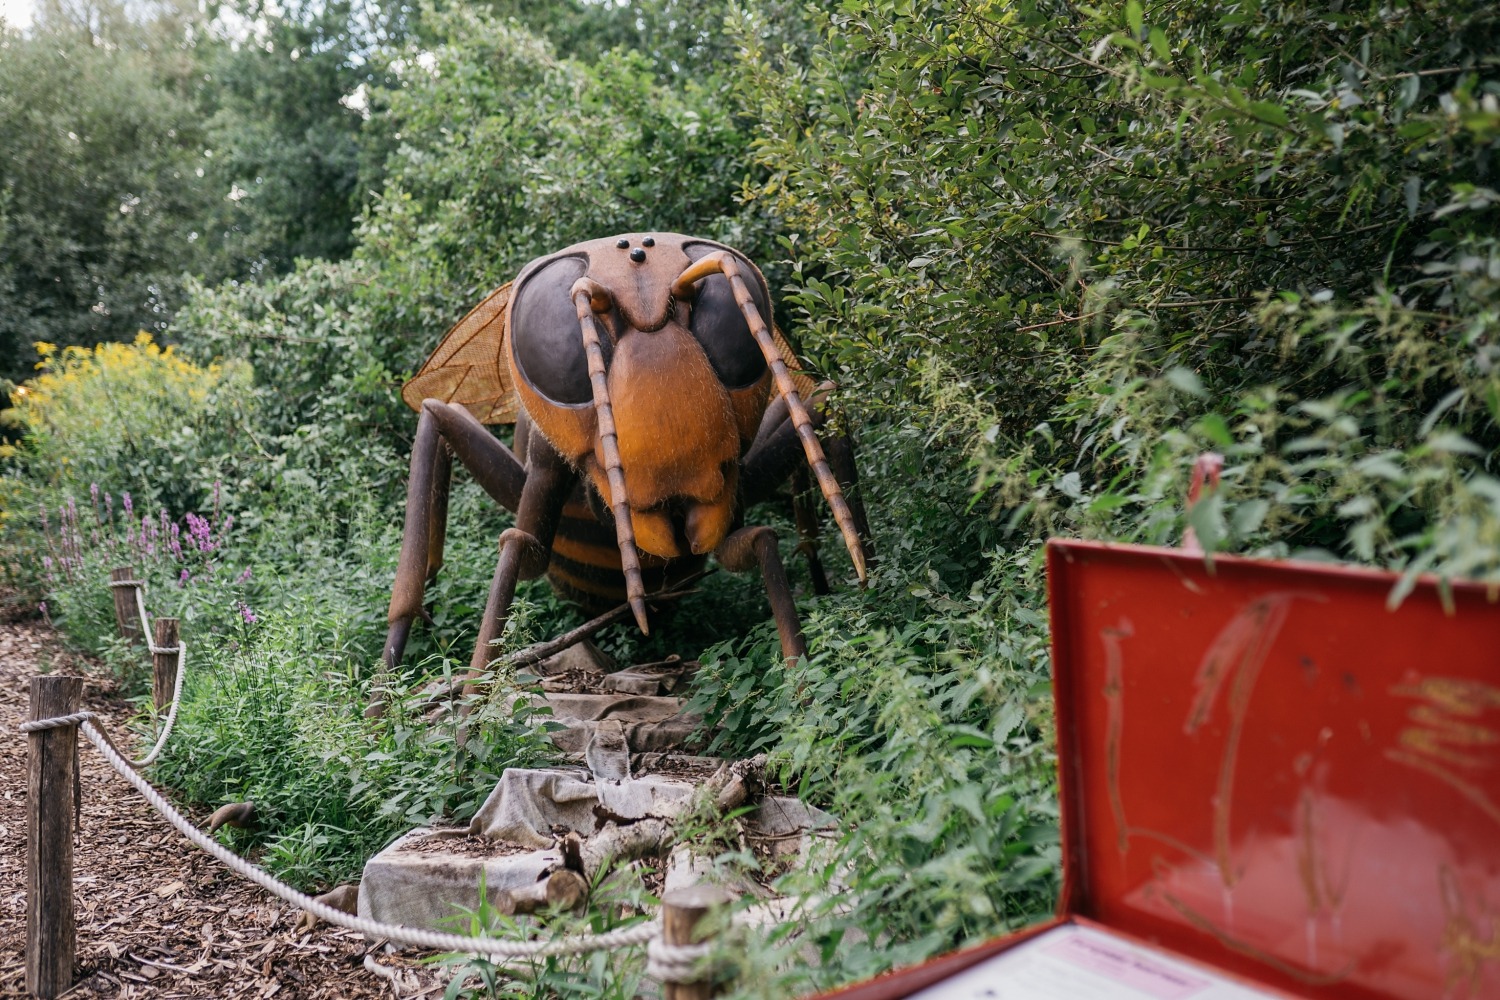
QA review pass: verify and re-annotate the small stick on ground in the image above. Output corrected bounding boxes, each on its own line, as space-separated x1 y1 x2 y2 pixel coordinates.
400 570 716 713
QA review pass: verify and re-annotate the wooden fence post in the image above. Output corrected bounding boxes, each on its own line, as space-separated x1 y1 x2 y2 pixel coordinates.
27 675 82 999
152 618 180 711
662 886 731 1000
109 566 141 644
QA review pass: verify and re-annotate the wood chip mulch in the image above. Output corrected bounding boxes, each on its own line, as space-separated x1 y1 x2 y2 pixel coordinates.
0 614 455 999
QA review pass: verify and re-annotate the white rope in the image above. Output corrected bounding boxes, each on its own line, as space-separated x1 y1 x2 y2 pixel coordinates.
74 717 660 958
20 711 99 733
132 585 176 655
646 937 714 984
129 638 186 768
363 954 419 996
101 579 188 767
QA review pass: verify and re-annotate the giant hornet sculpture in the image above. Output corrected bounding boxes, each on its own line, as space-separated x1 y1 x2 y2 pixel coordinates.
385 233 870 676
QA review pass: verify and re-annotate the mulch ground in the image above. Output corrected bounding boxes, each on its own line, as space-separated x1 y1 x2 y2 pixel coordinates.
0 614 450 999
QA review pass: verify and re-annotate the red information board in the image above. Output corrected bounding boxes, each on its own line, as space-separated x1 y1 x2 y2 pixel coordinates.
816 540 1500 1000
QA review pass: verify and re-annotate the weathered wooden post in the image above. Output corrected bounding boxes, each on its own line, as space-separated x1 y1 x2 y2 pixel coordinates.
151 618 180 710
661 886 731 1000
108 566 142 644
27 675 82 999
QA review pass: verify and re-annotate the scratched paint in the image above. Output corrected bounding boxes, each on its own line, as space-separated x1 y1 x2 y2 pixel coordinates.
1048 539 1500 1000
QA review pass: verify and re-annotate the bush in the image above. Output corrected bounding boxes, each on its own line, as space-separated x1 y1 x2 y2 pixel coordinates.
3 335 256 515
151 595 551 890
736 0 1500 576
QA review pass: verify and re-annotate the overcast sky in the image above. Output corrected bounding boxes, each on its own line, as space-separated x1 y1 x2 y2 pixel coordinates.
1 0 34 29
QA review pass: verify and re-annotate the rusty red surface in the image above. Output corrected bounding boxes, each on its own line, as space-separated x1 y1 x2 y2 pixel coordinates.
1048 540 1500 1000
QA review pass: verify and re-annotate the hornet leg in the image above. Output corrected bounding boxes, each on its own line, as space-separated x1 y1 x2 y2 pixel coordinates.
741 394 874 583
790 465 831 596
385 400 529 669
468 438 573 676
715 526 808 666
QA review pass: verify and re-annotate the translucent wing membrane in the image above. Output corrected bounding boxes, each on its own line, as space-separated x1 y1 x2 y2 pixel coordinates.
402 282 520 425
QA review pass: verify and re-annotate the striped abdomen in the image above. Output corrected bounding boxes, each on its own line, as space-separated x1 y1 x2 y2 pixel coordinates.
547 493 707 613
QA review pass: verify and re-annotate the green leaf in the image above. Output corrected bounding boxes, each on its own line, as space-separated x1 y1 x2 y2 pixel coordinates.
1166 367 1207 397
1148 27 1170 60
1196 413 1233 447
1248 101 1291 128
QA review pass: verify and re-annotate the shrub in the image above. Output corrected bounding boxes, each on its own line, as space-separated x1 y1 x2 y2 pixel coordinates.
3 335 256 516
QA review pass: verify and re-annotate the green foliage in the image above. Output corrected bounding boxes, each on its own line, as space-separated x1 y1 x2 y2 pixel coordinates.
200 0 384 270
7 0 1500 995
171 259 409 498
10 455 552 886
685 424 1056 994
0 0 388 384
738 0 1500 577
479 0 818 87
0 15 219 380
152 607 549 890
3 336 256 514
352 5 780 378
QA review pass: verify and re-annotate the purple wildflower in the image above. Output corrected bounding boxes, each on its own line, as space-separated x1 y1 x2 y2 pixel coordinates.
185 512 214 552
178 569 190 588
42 556 53 570
237 567 253 583
38 602 49 623
236 601 257 625
105 493 113 520
122 492 133 516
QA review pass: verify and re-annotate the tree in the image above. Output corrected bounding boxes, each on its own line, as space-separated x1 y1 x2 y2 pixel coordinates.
199 0 384 272
0 11 219 381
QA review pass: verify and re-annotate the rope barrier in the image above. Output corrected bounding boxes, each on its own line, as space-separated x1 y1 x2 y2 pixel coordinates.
20 711 99 733
25 577 722 986
102 576 188 767
24 711 665 961
647 936 715 983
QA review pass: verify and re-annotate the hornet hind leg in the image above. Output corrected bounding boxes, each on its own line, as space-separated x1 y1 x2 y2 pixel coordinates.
722 393 875 669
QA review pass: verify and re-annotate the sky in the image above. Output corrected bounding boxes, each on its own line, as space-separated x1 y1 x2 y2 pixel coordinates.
1 0 34 29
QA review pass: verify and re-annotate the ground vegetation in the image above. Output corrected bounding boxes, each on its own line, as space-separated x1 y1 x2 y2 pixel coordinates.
1 0 1497 997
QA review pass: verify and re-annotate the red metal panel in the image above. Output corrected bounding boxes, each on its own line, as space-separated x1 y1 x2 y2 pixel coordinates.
1048 540 1500 1000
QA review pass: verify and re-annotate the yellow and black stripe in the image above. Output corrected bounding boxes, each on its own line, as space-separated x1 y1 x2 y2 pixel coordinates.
545 497 706 612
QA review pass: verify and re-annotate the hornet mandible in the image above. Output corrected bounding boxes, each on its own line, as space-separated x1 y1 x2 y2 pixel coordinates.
384 233 871 678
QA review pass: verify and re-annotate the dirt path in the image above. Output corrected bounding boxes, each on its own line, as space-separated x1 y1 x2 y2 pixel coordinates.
0 616 446 999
